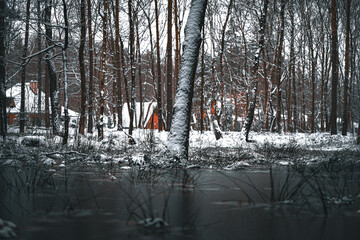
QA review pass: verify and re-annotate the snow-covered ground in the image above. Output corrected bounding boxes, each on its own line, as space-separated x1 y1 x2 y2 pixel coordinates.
1 127 359 170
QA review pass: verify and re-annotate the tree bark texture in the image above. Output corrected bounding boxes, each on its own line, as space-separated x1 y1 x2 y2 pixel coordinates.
166 0 173 130
79 0 87 135
45 0 60 136
87 0 94 134
128 0 136 144
155 0 163 131
242 0 268 142
0 0 6 140
19 0 30 133
342 0 351 136
167 0 208 162
330 0 338 135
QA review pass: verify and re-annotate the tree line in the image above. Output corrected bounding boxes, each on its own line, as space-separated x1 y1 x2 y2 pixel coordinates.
0 0 360 146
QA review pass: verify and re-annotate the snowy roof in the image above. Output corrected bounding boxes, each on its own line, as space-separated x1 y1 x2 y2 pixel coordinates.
6 82 79 117
6 82 46 114
121 101 157 128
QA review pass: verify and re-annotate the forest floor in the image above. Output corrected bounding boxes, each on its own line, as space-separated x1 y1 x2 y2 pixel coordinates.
1 127 359 170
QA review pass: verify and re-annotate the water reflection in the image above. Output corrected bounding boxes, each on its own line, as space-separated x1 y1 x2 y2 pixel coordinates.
0 165 359 240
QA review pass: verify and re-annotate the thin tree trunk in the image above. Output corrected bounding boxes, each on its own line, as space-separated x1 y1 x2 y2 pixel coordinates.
79 0 87 135
174 0 180 99
342 0 351 136
0 0 6 140
135 10 143 129
200 26 205 133
167 0 208 162
287 8 294 132
307 15 317 133
20 0 30 133
242 0 268 142
87 0 94 134
115 0 122 130
275 0 286 133
143 10 157 104
330 0 338 135
37 0 42 126
128 0 136 144
166 0 173 130
120 36 131 116
62 0 69 145
45 0 60 136
320 24 325 132
219 0 233 130
155 0 163 131
98 0 108 140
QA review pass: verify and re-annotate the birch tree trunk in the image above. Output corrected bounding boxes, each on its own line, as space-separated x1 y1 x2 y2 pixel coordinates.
167 0 208 162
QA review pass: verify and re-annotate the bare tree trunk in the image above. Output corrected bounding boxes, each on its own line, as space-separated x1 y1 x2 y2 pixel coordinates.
87 0 94 134
0 0 6 140
62 0 69 145
342 0 351 136
357 118 360 144
45 0 60 136
307 14 317 134
242 0 268 142
166 0 173 130
98 0 108 140
115 0 122 130
200 26 205 133
20 0 30 133
167 0 208 162
287 7 294 132
320 24 325 132
330 0 338 135
37 0 42 126
219 0 233 130
155 0 163 131
128 0 136 144
275 0 286 133
174 0 180 99
135 9 143 129
120 37 131 116
143 10 157 105
79 0 87 135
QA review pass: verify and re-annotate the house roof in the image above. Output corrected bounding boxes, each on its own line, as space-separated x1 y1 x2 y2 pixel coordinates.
6 83 46 114
6 82 79 117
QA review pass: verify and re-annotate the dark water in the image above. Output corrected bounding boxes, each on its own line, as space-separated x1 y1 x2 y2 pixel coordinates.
1 165 360 240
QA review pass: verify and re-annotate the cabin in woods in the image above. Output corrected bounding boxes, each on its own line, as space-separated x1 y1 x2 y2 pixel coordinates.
6 81 79 126
120 101 165 130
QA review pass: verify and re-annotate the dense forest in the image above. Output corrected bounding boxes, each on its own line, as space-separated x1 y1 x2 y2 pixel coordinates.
1 0 360 147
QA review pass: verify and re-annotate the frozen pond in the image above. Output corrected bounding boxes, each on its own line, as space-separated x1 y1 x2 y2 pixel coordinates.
1 164 360 240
